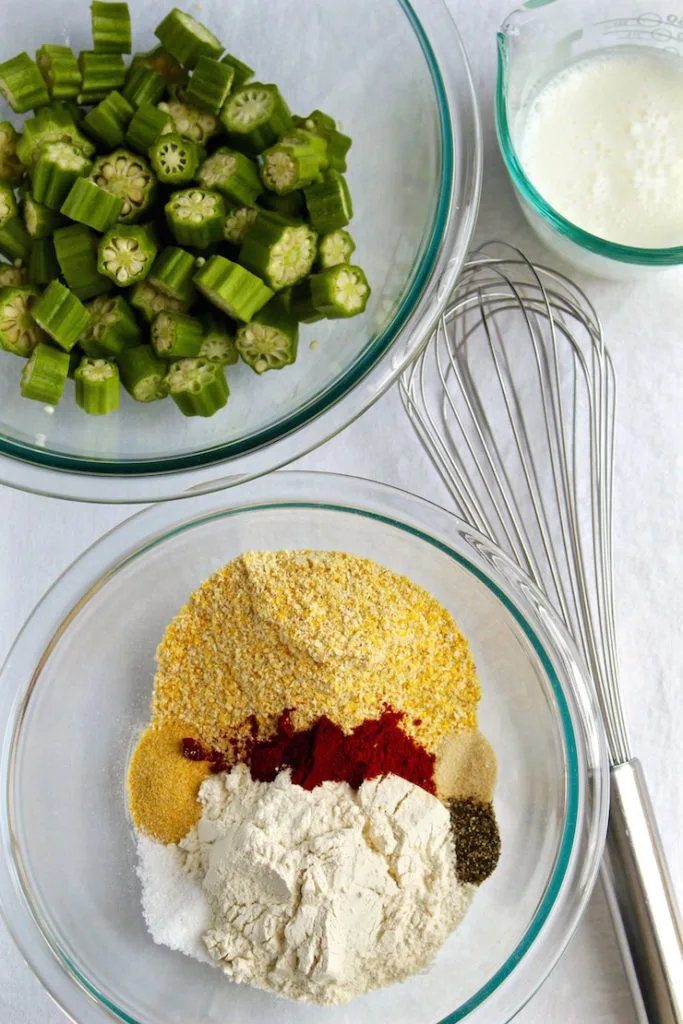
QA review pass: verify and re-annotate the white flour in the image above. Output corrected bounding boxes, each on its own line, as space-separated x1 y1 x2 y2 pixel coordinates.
137 766 473 1006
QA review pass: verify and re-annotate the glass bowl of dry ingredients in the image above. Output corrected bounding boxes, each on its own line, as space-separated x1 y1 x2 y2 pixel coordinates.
0 472 609 1024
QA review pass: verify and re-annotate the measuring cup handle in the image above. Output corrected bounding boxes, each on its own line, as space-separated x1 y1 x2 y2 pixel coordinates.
603 759 683 1024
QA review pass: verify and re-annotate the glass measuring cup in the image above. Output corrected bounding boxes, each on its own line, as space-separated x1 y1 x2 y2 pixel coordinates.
496 0 683 277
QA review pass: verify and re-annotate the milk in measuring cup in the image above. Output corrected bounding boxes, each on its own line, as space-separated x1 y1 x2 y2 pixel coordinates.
518 50 683 248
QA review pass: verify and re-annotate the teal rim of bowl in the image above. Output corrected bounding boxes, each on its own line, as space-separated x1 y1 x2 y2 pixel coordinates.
0 0 455 477
495 33 683 267
13 501 580 1024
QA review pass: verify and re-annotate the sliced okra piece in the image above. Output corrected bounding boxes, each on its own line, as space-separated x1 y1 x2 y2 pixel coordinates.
199 310 238 365
83 91 135 149
91 1 132 54
81 294 140 356
98 223 158 287
289 278 324 323
0 184 32 262
165 188 225 249
220 53 254 91
0 262 29 287
126 103 173 155
186 56 233 115
221 82 292 155
32 142 92 212
17 107 95 167
61 177 124 232
154 9 223 69
310 264 370 319
148 246 197 302
21 342 70 404
32 280 92 351
223 202 258 246
166 357 229 417
0 285 45 356
235 296 298 374
294 110 351 171
303 169 353 233
28 238 60 287
54 223 112 300
137 45 186 85
122 64 166 109
74 356 120 414
151 309 203 358
90 148 157 223
294 110 337 134
197 148 262 206
261 132 327 195
36 44 81 101
259 189 305 219
0 123 25 186
194 254 273 322
239 210 317 291
130 279 191 323
317 228 355 269
77 51 126 104
0 53 49 113
150 132 202 186
118 344 169 401
158 90 220 144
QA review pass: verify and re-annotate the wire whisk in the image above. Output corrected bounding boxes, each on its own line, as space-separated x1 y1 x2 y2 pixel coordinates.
400 241 683 1024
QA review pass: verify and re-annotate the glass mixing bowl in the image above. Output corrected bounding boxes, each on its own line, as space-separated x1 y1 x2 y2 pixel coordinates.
0 472 609 1024
0 0 481 502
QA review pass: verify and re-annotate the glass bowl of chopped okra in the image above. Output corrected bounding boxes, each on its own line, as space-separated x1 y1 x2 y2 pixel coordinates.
0 473 609 1024
0 0 481 501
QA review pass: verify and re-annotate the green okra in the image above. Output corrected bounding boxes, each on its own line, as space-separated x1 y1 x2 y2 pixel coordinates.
81 294 140 357
235 295 298 374
186 56 233 115
77 51 126 104
0 52 50 113
28 237 60 286
16 106 95 167
89 148 157 223
165 187 225 249
150 132 202 186
199 310 238 365
122 64 166 109
303 169 353 233
31 142 92 211
32 279 92 351
223 202 258 246
293 110 351 171
154 9 223 69
317 228 355 269
68 346 83 378
118 344 169 401
158 89 220 143
61 177 124 231
259 189 305 219
20 342 70 404
148 246 197 302
130 278 191 323
166 356 229 417
221 82 292 154
54 223 112 300
135 45 186 85
294 109 336 133
0 262 29 287
74 356 120 414
288 277 324 323
83 90 135 149
0 123 25 186
260 132 327 195
0 285 45 356
98 222 158 287
194 253 273 322
309 263 370 318
0 184 32 262
36 45 81 101
91 2 132 54
197 148 262 206
220 53 254 91
125 103 173 154
239 209 317 291
151 309 203 358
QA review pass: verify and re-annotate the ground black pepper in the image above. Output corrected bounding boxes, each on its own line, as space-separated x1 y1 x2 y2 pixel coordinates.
449 797 501 885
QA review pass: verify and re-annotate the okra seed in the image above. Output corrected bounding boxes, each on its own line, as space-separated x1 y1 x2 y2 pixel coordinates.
0 295 34 345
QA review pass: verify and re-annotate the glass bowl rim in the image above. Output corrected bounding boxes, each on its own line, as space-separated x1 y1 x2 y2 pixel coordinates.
495 29 683 266
0 471 610 1024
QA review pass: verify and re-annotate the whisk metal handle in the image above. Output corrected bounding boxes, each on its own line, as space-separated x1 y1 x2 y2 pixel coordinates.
604 759 683 1024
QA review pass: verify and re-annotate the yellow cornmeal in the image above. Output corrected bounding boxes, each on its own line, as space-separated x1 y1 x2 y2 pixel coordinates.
152 550 481 754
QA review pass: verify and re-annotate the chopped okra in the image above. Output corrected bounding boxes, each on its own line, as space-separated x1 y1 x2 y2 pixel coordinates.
74 356 120 414
78 51 126 104
0 184 32 262
130 279 191 323
317 229 356 269
136 45 186 85
118 344 169 401
0 286 45 356
0 123 25 186
90 149 157 223
83 91 135 149
17 107 96 167
0 52 50 113
98 223 158 286
82 294 141 356
151 309 203 358
36 45 81 100
54 223 112 300
235 297 299 374
289 278 324 324
220 53 253 91
304 169 353 233
32 142 92 212
165 187 225 248
186 56 233 114
223 203 258 246
150 132 202 185
199 311 238 365
91 2 132 54
259 189 305 219
155 9 223 69
197 148 262 206
261 132 327 195
28 238 60 287
0 263 29 288
32 279 92 351
310 264 371 318
166 356 229 417
126 103 173 154
61 177 125 232
293 110 351 171
21 342 70 404
221 83 293 155
148 246 197 301
158 90 219 143
194 254 273 322
123 63 166 109
239 210 317 291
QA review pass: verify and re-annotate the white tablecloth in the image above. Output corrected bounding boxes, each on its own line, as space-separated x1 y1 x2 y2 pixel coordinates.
0 1 681 1020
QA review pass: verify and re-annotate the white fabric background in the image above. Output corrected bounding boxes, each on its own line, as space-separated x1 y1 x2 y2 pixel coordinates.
0 0 681 1020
